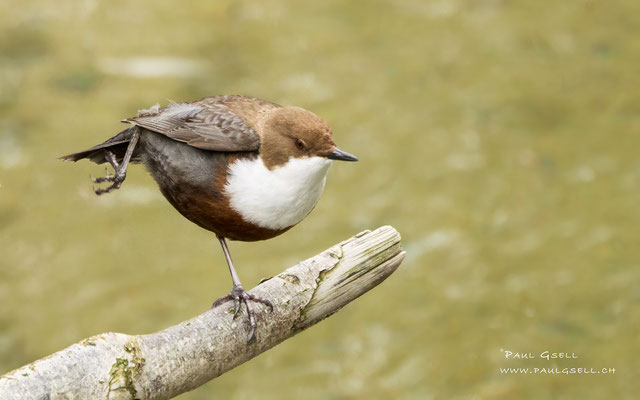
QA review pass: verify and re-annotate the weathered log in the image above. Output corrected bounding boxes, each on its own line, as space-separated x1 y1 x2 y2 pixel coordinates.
0 226 404 400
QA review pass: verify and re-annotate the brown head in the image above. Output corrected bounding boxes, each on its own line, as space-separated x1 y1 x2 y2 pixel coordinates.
259 106 358 169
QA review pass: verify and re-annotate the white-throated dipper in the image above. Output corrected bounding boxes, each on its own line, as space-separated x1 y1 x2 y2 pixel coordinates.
62 95 358 341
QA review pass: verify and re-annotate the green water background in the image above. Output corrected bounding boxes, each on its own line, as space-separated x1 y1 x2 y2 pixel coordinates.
1 0 639 398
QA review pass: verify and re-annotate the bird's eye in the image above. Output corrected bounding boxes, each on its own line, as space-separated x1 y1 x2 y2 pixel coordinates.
295 139 306 150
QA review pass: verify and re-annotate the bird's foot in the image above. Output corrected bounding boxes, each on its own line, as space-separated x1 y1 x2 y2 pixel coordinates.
91 151 126 195
91 171 125 195
212 285 273 342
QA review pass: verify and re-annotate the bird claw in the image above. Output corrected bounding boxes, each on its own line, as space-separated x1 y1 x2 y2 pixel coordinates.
90 168 114 183
91 152 126 195
212 285 273 342
93 179 123 195
92 172 125 195
233 299 241 319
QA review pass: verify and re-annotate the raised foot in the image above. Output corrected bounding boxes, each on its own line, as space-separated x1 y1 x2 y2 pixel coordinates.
91 151 126 195
212 285 274 342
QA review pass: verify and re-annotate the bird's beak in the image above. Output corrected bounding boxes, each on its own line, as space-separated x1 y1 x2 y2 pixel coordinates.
327 147 358 162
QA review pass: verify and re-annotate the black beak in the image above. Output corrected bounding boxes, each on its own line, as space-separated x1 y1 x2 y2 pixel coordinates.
327 147 358 162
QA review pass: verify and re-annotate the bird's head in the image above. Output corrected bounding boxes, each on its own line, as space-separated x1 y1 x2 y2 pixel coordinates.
260 106 358 169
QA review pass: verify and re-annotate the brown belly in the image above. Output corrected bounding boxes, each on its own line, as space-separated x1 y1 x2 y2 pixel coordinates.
166 187 291 241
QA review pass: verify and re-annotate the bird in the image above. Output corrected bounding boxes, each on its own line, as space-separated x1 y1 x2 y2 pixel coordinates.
61 95 358 341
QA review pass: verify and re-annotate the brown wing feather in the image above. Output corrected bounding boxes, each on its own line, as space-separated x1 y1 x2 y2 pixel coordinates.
123 99 262 152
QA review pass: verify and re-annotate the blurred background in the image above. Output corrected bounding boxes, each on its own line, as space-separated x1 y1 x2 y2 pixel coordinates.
1 0 639 398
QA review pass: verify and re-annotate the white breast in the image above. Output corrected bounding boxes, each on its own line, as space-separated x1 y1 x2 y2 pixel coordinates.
225 156 332 230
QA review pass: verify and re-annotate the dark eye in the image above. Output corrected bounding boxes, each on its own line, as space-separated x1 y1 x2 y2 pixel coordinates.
295 138 306 150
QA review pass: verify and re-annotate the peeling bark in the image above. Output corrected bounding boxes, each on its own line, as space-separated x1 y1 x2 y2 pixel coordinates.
0 226 405 400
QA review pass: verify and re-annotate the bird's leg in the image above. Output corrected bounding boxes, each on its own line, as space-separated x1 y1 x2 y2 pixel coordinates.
92 130 140 195
212 234 273 342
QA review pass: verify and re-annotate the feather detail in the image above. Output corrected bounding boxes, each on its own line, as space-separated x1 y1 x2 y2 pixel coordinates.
122 96 277 152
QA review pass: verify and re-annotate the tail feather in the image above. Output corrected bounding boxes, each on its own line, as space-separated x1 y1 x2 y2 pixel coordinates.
60 127 138 164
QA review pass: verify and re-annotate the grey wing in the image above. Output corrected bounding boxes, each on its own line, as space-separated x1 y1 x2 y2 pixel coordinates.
123 102 261 152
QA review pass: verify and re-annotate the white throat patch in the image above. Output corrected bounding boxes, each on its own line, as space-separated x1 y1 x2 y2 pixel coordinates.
225 156 332 230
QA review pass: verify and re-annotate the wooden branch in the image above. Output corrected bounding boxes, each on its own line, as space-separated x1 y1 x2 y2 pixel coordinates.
0 226 405 400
